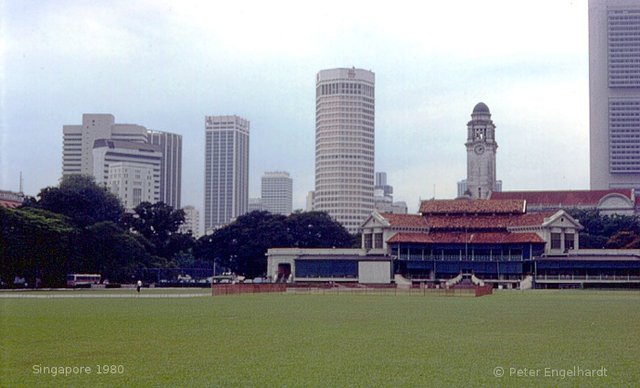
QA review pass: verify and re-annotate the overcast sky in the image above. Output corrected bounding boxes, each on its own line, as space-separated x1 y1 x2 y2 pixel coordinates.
1 0 589 213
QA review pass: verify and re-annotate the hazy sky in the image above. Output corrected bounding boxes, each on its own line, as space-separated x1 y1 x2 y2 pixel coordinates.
1 0 589 213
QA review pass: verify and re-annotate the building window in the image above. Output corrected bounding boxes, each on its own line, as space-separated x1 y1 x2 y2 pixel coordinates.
565 233 575 251
364 234 372 250
551 233 562 250
374 233 383 249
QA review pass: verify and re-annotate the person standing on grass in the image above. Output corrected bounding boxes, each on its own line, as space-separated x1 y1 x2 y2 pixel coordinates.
136 279 142 293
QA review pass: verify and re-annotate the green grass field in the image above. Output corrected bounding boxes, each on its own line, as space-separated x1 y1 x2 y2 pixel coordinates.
1 290 639 387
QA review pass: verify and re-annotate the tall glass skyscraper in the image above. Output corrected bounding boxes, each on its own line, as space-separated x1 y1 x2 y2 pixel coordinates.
204 115 249 232
589 0 640 190
314 68 375 234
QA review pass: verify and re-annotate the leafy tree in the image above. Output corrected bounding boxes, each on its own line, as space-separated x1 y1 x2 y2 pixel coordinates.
32 175 124 227
569 208 640 248
0 207 76 287
80 221 151 283
284 211 353 248
197 210 354 278
121 201 192 259
197 211 290 278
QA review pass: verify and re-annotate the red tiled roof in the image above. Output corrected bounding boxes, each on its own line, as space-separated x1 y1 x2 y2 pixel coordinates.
490 189 633 207
378 211 556 230
387 231 545 244
419 199 526 215
379 213 429 228
0 199 21 209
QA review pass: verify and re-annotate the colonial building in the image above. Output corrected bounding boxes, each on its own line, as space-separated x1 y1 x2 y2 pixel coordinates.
361 199 581 287
268 199 640 288
490 189 638 216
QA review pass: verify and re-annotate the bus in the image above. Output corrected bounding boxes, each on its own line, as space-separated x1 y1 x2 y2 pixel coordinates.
66 274 101 288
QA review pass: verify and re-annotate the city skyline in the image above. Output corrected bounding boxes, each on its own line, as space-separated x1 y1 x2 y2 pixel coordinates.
2 1 589 213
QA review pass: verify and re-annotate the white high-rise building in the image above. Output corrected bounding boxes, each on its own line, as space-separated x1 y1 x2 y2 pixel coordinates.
107 162 155 211
589 0 640 190
148 130 182 209
204 115 250 232
179 205 201 238
62 114 181 207
92 139 162 204
261 171 292 215
314 67 375 234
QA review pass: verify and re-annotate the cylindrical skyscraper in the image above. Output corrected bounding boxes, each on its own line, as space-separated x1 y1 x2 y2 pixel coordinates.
314 68 375 234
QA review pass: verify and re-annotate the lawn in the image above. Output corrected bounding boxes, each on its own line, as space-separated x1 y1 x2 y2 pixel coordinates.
1 290 639 387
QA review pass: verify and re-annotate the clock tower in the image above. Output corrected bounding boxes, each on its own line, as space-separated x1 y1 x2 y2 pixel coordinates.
466 102 497 199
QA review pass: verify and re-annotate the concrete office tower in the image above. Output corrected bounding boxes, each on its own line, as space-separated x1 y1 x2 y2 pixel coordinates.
306 191 315 212
314 68 375 233
248 198 267 213
62 114 182 208
179 205 201 238
92 139 162 204
261 171 293 215
63 114 149 176
107 162 155 211
204 115 250 232
148 130 182 209
466 103 498 199
590 0 640 190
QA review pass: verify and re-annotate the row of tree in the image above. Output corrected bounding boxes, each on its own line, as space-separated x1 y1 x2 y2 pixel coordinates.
568 208 640 249
0 175 354 287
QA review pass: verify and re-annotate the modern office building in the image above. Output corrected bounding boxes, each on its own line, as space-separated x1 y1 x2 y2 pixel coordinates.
107 162 155 211
373 172 407 214
204 115 250 232
179 205 201 238
261 171 293 215
314 67 375 233
92 139 162 204
62 114 182 207
248 198 268 213
148 130 182 209
589 0 640 190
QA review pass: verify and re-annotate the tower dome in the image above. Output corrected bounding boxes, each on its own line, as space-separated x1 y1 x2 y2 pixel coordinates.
472 102 490 114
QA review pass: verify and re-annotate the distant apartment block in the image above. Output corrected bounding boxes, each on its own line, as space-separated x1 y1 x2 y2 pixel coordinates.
373 172 407 214
589 0 640 190
261 171 293 215
179 205 201 238
204 115 249 232
248 197 268 213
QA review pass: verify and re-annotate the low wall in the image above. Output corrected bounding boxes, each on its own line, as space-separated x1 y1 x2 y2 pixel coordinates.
212 284 286 296
474 284 493 297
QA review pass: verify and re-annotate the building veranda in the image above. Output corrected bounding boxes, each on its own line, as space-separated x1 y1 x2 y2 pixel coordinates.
267 199 640 289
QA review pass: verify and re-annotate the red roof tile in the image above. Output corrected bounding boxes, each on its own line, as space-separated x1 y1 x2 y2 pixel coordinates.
0 199 21 209
490 189 633 207
379 213 429 228
419 199 526 215
387 231 545 245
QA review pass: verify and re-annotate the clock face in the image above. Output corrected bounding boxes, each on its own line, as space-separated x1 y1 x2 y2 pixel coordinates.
474 144 485 155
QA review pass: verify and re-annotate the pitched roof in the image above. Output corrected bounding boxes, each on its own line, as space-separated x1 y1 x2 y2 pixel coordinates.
387 231 545 245
0 199 21 209
377 211 557 230
419 199 526 215
379 213 429 228
490 189 634 207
